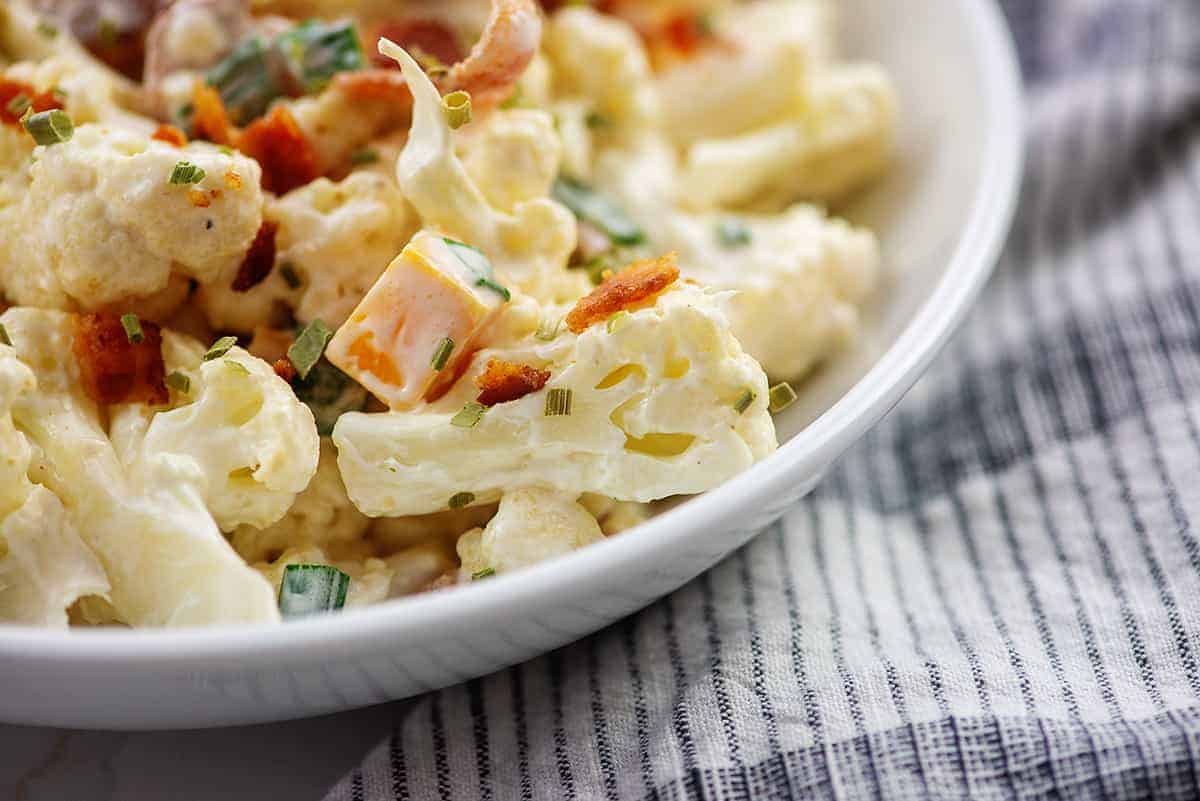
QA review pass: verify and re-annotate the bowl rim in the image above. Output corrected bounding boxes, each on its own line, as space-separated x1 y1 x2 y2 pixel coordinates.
0 0 1024 664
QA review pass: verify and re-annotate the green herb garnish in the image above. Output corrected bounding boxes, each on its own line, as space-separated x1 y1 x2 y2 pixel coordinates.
715 218 752 248
120 314 144 344
552 177 644 246
203 335 238 361
276 20 364 94
36 19 58 38
0 324 10 347
443 238 511 301
5 94 30 117
733 388 755 414
165 371 191 394
451 401 486 428
441 90 472 129
448 491 476 509
768 382 797 414
472 567 496 580
349 148 379 166
23 109 73 146
430 337 455 371
535 317 561 341
287 320 332 381
293 361 367 436
206 37 282 125
169 161 206 185
544 387 573 417
278 564 350 618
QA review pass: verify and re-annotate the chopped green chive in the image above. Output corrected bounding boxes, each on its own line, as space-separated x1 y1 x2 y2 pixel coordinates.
278 564 350 618
552 177 644 246
279 263 302 289
36 19 58 38
165 371 191 394
535 317 561 341
23 109 73 146
169 161 206 185
585 110 611 129
207 37 281 125
349 148 379 166
451 401 486 428
276 19 364 95
430 337 455 371
287 319 333 381
203 335 238 361
217 145 234 156
606 311 629 334
5 93 30 117
471 567 496 580
544 387 573 417
293 361 367 437
715 217 752 248
448 491 476 509
441 90 473 129
733 388 755 414
0 323 10 347
224 359 250 376
768 382 798 414
443 238 511 301
120 313 144 344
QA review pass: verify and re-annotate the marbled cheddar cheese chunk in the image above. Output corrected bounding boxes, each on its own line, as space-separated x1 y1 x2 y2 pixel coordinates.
325 231 508 409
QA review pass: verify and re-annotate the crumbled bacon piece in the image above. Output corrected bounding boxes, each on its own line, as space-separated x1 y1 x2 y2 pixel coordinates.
565 254 680 334
475 359 551 407
0 79 64 127
334 69 413 105
239 106 322 195
72 313 169 406
190 83 238 147
232 220 278 292
151 123 187 147
187 188 211 208
273 357 298 382
370 19 464 70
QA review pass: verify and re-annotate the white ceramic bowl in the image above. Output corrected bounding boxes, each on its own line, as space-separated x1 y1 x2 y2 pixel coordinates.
0 0 1024 729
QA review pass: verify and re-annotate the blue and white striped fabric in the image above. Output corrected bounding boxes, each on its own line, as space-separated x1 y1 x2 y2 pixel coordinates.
327 1 1200 798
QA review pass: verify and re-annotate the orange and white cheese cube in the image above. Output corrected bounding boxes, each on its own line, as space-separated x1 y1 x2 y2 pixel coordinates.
325 231 509 410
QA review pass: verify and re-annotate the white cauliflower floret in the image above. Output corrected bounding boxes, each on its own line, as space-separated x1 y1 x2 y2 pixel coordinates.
456 488 604 578
333 281 777 517
0 124 264 311
458 109 562 215
594 140 880 379
199 172 417 333
1 308 285 626
0 344 108 626
380 41 582 305
543 7 655 133
113 341 320 532
231 440 369 563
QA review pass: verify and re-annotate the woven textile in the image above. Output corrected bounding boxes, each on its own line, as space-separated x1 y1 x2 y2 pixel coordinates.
327 1 1200 798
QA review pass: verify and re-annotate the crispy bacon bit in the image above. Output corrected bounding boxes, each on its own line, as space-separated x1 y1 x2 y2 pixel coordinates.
475 358 551 407
72 313 168 406
0 79 65 127
191 83 239 147
370 19 465 70
187 188 211 207
239 106 322 195
151 123 187 147
334 69 413 105
273 357 298 382
232 221 278 292
223 169 242 190
565 254 680 334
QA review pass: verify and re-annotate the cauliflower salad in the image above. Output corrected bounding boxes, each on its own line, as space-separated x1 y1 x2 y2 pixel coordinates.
0 0 895 627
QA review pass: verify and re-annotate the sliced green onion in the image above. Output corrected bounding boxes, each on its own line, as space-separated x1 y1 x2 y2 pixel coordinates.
349 148 379 166
768 382 798 414
278 564 350 618
169 161 206 185
443 238 511 301
293 361 367 436
23 109 73 146
451 401 486 428
535 317 561 341
606 311 629 334
448 491 476 509
544 387 573 417
218 145 235 156
165 371 191 394
288 319 333 381
276 20 364 94
715 217 752 248
0 323 10 347
203 335 238 361
733 388 755 415
430 337 455 371
279 263 302 289
441 90 472 129
120 313 144 344
552 177 644 246
224 359 250 376
471 567 496 580
206 37 282 125
5 93 30 117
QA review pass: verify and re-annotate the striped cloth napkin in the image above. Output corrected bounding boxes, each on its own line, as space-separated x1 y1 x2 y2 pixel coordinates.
327 1 1200 798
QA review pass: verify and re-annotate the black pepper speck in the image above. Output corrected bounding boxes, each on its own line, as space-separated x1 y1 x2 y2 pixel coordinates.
205 219 214 230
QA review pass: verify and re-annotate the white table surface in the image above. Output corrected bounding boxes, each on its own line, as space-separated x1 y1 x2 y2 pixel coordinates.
0 703 404 800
